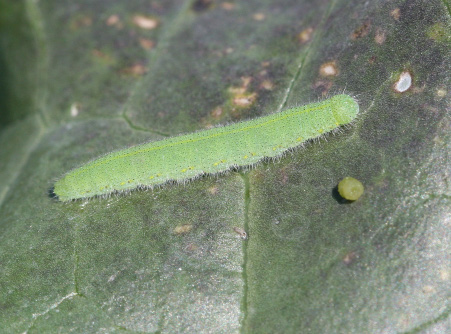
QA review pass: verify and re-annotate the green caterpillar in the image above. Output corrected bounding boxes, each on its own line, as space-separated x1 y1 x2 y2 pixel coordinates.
54 94 359 201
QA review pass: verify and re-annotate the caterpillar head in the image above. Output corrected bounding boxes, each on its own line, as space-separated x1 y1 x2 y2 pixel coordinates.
330 94 359 125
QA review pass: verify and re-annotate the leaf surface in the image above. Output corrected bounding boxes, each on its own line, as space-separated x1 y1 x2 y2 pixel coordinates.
0 0 449 333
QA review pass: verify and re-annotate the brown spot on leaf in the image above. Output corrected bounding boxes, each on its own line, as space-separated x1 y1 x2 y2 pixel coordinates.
228 86 246 95
343 251 358 265
120 64 148 76
298 27 314 44
132 15 159 30
139 38 155 50
233 93 257 107
374 28 386 44
351 20 371 39
260 80 274 91
221 2 235 10
207 186 219 195
313 80 333 95
192 0 214 12
185 243 198 252
422 285 436 294
173 224 193 235
279 167 289 184
411 84 425 94
253 13 265 21
241 76 252 88
436 87 447 98
106 15 120 26
210 106 223 119
223 77 259 116
390 8 401 20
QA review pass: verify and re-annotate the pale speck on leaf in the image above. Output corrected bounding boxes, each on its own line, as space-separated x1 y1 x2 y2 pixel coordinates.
390 8 401 20
394 71 412 93
174 224 193 235
253 13 265 21
70 103 80 117
319 61 338 77
106 15 120 26
132 15 159 30
298 27 313 44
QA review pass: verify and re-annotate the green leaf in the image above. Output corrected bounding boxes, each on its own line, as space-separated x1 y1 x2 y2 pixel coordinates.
1 0 449 333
